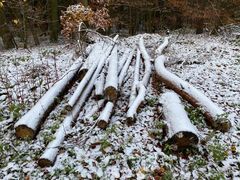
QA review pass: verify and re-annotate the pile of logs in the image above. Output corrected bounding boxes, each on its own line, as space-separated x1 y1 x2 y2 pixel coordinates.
13 34 231 167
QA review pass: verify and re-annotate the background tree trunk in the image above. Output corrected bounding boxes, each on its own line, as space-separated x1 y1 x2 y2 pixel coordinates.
48 0 59 42
0 6 15 49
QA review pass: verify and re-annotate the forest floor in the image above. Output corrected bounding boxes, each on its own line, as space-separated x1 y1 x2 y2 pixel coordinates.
0 31 239 179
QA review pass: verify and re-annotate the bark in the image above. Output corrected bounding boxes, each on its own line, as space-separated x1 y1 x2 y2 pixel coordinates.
154 55 231 132
14 62 82 139
97 102 114 129
160 91 199 148
104 46 118 102
118 48 131 75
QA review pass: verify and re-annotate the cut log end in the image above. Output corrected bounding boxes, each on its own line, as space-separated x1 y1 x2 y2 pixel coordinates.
126 116 136 126
78 69 88 81
168 131 199 148
104 87 118 102
98 120 108 129
38 158 54 168
15 125 35 139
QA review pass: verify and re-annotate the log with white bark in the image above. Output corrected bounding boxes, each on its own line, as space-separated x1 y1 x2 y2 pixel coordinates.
118 48 131 74
78 42 105 80
94 70 105 100
104 46 118 102
126 36 155 125
126 83 146 125
160 91 199 148
67 35 119 110
139 36 152 87
83 100 105 121
118 47 136 87
156 37 169 56
14 61 83 139
129 48 141 107
155 55 231 132
38 46 114 166
97 102 114 129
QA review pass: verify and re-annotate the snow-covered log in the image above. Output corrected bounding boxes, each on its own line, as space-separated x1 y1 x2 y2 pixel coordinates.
78 42 105 80
155 55 231 132
126 83 146 125
118 47 136 87
139 36 152 87
160 91 199 148
118 48 131 74
129 48 141 107
94 71 105 100
83 100 105 121
97 102 114 129
38 49 111 166
156 37 169 56
67 35 119 110
14 62 82 139
104 46 118 102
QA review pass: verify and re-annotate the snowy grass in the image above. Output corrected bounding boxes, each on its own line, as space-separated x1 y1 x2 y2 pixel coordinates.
0 33 239 179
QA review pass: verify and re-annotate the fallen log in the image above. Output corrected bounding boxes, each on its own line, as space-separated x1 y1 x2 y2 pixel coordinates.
129 48 141 107
139 36 152 87
118 48 131 74
14 61 83 139
126 36 154 125
118 47 136 87
104 46 118 102
154 55 231 132
67 35 119 110
156 37 169 56
160 91 199 148
78 42 105 80
97 102 114 129
94 70 105 100
126 83 146 125
38 47 112 166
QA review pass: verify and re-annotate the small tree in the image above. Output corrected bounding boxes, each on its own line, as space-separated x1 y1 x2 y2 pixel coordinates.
60 2 111 38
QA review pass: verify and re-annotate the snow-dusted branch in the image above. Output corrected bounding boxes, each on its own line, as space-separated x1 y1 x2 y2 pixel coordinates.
14 61 82 139
155 55 231 132
160 91 199 148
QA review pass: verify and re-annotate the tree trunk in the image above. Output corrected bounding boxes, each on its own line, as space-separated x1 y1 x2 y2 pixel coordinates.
0 6 15 49
48 0 58 42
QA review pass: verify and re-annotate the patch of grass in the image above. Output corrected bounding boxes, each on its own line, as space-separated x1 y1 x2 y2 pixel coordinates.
162 170 173 180
9 103 25 120
185 106 205 126
100 139 112 152
127 157 139 169
208 143 228 162
189 156 207 171
209 170 225 180
146 97 158 107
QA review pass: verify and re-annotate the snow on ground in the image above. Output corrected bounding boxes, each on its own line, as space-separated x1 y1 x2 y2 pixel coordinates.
0 32 239 179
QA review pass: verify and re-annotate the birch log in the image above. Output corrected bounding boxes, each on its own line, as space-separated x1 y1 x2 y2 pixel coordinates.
104 46 118 102
118 48 136 87
14 61 82 139
129 48 141 107
78 42 104 80
94 71 105 100
118 48 131 74
155 55 231 132
126 83 146 125
67 35 119 110
160 91 199 148
97 102 114 129
38 48 111 167
156 37 169 56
